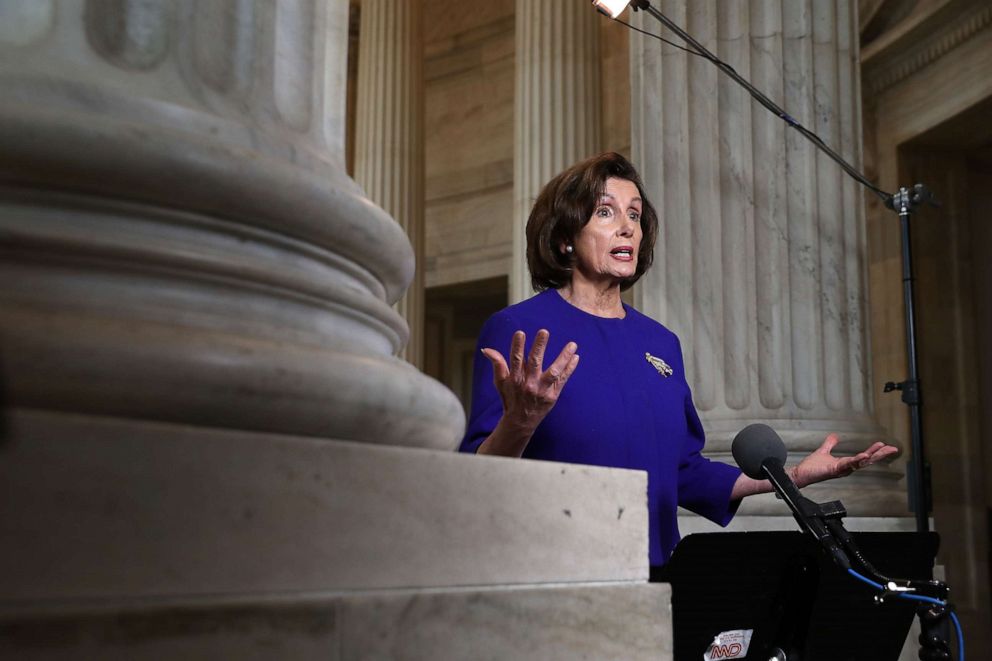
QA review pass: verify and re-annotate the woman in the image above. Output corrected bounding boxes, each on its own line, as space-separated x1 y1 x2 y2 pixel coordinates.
459 152 896 568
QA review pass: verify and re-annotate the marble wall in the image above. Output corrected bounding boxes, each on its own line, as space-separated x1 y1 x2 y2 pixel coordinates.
421 2 630 291
423 0 515 289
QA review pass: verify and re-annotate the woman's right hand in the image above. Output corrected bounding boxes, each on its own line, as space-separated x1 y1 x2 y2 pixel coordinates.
476 329 579 455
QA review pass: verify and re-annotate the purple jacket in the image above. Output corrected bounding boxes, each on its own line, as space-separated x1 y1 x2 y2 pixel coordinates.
460 288 741 565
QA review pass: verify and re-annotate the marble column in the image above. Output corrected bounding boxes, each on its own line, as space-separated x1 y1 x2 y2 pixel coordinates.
354 0 425 368
630 1 907 518
0 0 461 449
511 0 601 303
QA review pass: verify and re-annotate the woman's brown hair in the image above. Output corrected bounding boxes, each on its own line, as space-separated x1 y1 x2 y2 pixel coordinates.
526 151 658 292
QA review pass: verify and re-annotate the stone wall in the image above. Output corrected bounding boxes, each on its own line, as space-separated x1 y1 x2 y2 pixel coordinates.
421 2 630 291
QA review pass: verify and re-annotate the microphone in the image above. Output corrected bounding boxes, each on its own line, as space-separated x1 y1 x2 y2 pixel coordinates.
732 424 850 569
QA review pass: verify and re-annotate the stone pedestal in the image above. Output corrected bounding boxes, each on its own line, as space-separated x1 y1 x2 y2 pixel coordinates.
1 411 650 600
0 410 670 659
630 0 907 519
354 0 426 367
511 0 601 303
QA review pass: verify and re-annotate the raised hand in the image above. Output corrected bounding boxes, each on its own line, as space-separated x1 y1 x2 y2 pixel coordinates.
731 433 900 500
476 329 579 456
790 434 900 488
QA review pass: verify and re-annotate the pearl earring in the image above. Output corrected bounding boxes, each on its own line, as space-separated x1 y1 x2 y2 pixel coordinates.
565 245 574 254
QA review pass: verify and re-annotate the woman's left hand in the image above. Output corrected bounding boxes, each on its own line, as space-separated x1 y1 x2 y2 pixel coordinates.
790 435 900 488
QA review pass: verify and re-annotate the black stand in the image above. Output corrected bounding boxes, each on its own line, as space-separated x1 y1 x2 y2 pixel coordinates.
884 185 939 531
661 531 940 660
918 601 955 661
623 0 938 532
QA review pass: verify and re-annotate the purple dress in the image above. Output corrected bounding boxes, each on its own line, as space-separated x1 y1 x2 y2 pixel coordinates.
459 288 742 566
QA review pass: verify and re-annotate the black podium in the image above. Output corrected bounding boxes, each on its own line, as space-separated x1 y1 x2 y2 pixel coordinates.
658 531 940 661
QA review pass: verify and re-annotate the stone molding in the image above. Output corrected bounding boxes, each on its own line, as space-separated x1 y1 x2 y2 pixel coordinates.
862 4 992 96
0 92 413 304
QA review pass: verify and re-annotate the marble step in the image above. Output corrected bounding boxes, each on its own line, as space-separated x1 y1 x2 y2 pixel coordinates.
0 583 672 661
1 410 649 600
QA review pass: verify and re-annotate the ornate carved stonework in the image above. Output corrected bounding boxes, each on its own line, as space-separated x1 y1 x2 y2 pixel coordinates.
862 2 992 96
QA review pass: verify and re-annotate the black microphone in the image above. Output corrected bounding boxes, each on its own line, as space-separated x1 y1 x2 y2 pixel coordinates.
732 424 850 569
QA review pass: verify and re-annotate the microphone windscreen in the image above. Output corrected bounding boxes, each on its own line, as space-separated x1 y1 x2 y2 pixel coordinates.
732 423 788 479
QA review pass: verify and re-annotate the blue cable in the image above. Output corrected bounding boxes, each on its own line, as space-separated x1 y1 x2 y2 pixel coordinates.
951 611 965 661
847 568 884 591
847 568 965 661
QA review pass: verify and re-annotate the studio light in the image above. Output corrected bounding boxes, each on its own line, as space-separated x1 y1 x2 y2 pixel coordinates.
591 0 632 19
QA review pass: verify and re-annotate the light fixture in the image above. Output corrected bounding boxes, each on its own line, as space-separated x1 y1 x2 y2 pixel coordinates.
591 0 632 19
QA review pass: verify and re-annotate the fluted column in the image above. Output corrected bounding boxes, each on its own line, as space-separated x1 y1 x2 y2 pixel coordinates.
511 0 601 303
631 1 906 518
354 0 425 368
0 0 462 449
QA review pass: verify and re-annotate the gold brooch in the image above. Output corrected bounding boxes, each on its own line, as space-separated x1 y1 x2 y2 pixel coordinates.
645 353 673 377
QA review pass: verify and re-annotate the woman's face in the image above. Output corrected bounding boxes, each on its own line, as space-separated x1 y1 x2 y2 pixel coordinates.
569 177 643 286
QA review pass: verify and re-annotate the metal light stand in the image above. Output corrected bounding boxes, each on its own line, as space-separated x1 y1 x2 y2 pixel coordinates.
884 185 938 532
625 0 934 532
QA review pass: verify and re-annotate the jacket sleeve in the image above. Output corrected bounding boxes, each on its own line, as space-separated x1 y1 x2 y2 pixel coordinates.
674 343 743 525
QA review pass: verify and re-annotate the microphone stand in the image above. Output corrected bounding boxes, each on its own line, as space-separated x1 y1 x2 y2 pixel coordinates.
624 0 935 532
771 483 953 660
761 461 851 571
822 504 954 661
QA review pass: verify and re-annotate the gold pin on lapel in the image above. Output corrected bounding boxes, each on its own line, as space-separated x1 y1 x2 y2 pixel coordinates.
645 353 673 377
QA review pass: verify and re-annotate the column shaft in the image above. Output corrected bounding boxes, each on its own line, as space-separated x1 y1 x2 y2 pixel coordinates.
631 0 904 517
0 0 462 449
512 0 601 303
354 0 425 367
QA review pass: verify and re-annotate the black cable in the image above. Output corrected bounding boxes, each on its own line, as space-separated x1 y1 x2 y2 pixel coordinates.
612 16 700 57
824 518 894 584
599 5 893 203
